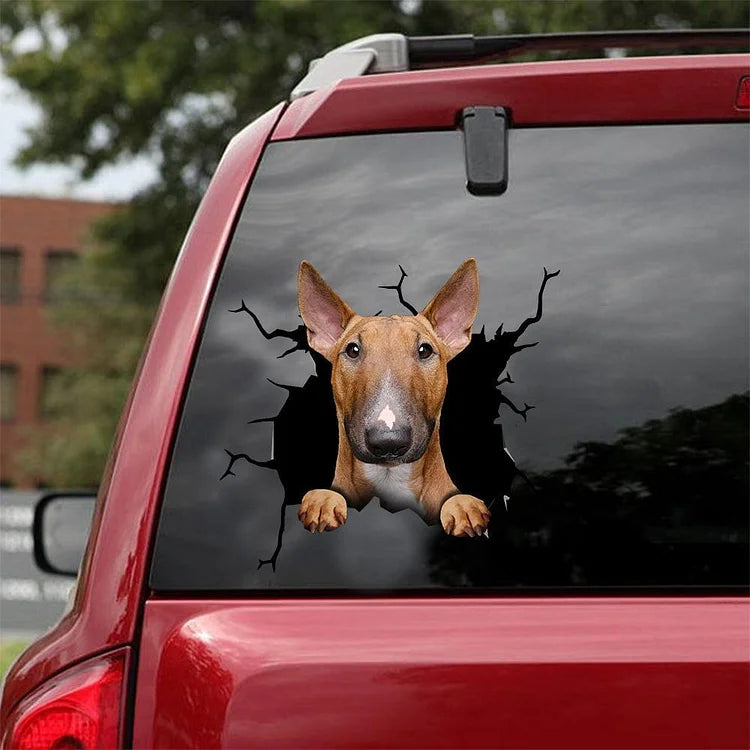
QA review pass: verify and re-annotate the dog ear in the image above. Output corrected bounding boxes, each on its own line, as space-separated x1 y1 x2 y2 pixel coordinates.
298 261 356 360
421 258 479 358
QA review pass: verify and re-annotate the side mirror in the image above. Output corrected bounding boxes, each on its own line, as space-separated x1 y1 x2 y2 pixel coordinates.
33 493 96 576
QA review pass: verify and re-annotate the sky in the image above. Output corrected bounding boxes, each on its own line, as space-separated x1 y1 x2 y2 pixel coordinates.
0 72 157 201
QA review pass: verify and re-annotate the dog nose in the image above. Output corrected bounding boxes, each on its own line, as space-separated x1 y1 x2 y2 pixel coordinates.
365 426 412 458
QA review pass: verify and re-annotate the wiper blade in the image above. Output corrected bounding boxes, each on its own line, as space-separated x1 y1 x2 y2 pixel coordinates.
408 29 750 66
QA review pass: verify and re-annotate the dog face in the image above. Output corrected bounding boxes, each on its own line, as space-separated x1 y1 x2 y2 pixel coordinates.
298 259 479 466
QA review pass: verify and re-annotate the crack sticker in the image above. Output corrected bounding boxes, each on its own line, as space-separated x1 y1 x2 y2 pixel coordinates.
222 261 558 570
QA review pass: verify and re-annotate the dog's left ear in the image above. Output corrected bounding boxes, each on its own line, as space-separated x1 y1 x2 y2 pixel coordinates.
421 258 479 358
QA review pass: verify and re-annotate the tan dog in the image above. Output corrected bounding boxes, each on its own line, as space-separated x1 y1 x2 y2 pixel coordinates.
297 259 490 537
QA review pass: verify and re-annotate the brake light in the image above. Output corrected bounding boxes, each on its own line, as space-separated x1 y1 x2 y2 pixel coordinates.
737 76 750 109
3 650 127 750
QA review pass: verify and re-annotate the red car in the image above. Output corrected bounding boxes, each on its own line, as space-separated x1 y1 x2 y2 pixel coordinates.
2 30 749 749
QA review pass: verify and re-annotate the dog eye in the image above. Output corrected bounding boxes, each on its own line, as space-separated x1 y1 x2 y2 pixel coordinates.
345 342 361 359
417 343 434 360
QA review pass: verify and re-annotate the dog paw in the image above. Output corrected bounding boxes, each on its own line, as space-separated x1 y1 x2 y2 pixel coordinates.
440 495 490 538
299 489 348 533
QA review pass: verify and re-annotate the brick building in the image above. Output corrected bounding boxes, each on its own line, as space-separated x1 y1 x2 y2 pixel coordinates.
1 196 115 487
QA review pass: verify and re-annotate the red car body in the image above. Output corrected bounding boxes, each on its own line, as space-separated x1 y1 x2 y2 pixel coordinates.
2 52 749 749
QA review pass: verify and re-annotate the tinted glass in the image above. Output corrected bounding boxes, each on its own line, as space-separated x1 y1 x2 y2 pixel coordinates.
1 248 21 304
44 250 78 303
39 367 63 420
1 365 19 421
151 125 749 591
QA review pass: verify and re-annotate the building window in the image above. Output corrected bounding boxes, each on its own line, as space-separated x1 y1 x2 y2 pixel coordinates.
1 364 19 421
1 248 22 304
39 366 63 420
45 250 78 303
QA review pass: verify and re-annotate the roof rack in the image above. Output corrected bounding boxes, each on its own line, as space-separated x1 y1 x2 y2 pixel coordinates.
291 28 749 100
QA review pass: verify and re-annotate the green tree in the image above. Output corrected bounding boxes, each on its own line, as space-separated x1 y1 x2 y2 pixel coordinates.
1 0 747 486
428 392 749 587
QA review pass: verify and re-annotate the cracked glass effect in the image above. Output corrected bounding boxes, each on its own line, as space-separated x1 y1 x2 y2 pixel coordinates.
221 264 557 569
150 126 749 591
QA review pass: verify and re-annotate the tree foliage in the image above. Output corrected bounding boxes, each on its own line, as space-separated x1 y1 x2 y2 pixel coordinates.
2 0 747 485
428 391 749 587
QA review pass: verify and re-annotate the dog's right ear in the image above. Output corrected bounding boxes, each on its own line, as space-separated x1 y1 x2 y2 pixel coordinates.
298 261 356 361
420 258 479 359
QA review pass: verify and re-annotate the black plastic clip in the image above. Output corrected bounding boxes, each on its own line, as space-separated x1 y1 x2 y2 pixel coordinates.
461 106 509 196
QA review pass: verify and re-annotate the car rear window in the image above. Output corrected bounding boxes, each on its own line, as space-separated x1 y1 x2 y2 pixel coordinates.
150 124 749 592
